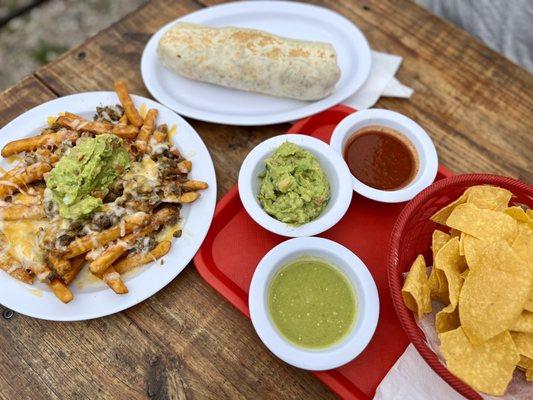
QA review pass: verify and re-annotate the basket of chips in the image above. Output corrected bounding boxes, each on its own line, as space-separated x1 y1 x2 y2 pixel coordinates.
388 174 533 399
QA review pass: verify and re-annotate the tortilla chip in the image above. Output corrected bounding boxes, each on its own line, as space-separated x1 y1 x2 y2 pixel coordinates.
511 311 533 333
432 230 451 259
459 240 531 343
512 222 533 274
429 230 452 302
525 288 533 312
432 238 465 332
428 269 449 304
458 232 466 256
511 331 533 359
449 228 461 238
504 206 530 222
466 185 512 211
436 304 460 333
439 327 519 396
463 235 486 271
446 203 518 243
402 255 432 318
435 237 466 303
430 192 469 225
518 356 533 381
518 355 531 370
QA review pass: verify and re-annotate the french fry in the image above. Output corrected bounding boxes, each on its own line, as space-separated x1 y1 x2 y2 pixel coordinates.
177 160 192 173
162 191 200 204
100 266 128 294
89 224 155 275
178 192 200 203
183 180 208 191
89 245 128 275
0 162 52 199
89 207 176 275
1 131 78 157
35 148 60 165
48 253 72 276
64 112 83 120
0 204 45 220
49 278 73 303
55 116 138 139
114 240 171 274
65 212 149 258
62 256 86 285
136 108 158 143
114 79 143 127
118 114 128 125
30 262 53 282
0 254 33 284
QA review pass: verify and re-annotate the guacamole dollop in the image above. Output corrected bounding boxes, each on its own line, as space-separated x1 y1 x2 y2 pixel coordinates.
258 142 330 225
46 134 130 220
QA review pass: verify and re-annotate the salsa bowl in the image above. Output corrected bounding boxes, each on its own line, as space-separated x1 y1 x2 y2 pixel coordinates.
330 109 438 203
249 237 379 370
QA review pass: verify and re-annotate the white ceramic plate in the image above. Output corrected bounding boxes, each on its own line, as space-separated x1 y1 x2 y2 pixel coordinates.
0 92 217 321
141 1 371 126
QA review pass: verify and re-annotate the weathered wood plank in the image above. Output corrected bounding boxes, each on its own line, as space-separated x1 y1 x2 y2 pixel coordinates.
0 75 56 128
1 0 532 399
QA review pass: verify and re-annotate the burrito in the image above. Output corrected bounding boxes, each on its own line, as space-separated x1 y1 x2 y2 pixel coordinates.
157 23 341 101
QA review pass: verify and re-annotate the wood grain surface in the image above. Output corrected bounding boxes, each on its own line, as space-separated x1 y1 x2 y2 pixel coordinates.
1 0 532 399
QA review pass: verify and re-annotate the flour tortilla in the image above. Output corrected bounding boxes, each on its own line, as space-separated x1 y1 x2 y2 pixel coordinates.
157 22 341 101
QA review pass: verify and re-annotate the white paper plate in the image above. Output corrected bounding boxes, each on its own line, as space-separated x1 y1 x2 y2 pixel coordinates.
141 1 371 126
0 92 217 321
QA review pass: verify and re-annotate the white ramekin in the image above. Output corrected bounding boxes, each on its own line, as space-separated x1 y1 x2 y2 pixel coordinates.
248 237 380 370
238 134 353 237
330 109 438 203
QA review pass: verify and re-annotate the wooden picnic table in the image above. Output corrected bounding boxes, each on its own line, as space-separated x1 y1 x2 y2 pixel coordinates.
0 0 531 399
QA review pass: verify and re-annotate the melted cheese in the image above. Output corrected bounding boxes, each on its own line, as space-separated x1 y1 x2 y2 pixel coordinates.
1 220 48 268
157 222 181 242
123 155 160 197
140 156 159 182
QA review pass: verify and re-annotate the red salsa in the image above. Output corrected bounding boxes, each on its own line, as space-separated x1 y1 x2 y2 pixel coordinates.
343 126 418 190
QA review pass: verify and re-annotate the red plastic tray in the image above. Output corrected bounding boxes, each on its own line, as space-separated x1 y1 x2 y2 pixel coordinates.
194 105 453 399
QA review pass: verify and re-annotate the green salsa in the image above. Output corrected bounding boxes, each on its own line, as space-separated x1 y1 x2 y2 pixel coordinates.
268 258 357 349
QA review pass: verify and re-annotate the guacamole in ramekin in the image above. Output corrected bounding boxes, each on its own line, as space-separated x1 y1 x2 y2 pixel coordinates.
258 142 330 225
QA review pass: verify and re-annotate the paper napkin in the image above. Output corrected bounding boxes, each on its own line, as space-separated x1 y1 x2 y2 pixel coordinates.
373 344 467 400
343 50 413 110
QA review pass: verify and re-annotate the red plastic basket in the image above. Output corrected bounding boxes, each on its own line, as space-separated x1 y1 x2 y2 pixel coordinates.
388 174 533 399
